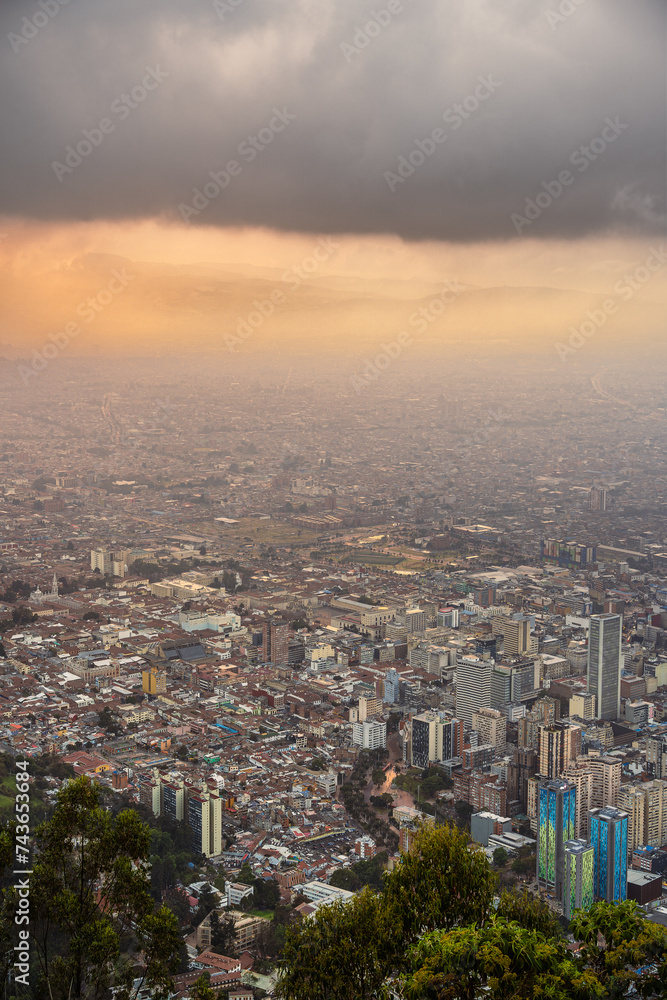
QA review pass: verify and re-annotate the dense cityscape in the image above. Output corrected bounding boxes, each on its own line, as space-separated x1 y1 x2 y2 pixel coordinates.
0 353 666 994
1 0 665 995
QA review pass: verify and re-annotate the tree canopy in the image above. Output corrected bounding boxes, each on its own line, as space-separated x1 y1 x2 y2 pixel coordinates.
277 823 667 1000
278 824 496 998
401 898 667 1000
279 887 390 1000
29 775 180 1000
382 822 496 955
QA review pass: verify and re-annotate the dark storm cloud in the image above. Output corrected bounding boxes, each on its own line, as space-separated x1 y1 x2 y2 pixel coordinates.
0 0 664 240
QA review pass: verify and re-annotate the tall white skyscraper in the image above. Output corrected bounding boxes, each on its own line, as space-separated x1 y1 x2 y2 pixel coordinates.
455 656 493 728
587 614 622 721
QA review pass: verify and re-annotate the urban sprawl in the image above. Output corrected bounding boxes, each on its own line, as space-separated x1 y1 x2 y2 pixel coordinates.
1 359 667 993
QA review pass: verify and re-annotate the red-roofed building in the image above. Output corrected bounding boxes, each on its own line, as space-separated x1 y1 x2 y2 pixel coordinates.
193 951 242 975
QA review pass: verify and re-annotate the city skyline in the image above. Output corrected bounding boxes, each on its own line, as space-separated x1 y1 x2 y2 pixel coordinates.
1 0 667 987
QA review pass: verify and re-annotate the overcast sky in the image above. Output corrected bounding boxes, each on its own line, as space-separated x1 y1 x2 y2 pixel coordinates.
1 0 664 242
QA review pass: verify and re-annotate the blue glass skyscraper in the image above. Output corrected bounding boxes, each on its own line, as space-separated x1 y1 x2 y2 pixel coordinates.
589 806 628 902
537 778 576 897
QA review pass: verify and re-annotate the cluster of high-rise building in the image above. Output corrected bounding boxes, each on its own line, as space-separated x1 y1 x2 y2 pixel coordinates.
536 777 629 917
139 770 223 856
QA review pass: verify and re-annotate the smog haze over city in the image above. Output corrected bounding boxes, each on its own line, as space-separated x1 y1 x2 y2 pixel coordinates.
0 1 667 996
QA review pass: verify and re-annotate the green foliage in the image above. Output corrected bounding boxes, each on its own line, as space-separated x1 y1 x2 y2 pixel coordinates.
330 853 389 894
124 559 165 582
454 800 474 829
570 900 667 998
193 884 219 926
394 768 452 801
12 605 38 625
278 887 390 1000
131 557 196 584
30 775 180 1000
212 867 228 891
496 890 561 939
190 973 219 1000
0 579 31 603
255 917 287 963
387 712 401 733
492 846 509 867
98 705 121 735
165 886 193 927
511 848 536 875
383 824 497 963
209 908 237 957
402 915 586 1000
369 792 393 810
253 877 281 910
329 867 360 892
278 825 497 999
150 853 178 900
23 752 75 780
237 861 256 886
0 825 16 988
371 769 386 786
402 897 667 1000
352 852 389 891
339 772 399 851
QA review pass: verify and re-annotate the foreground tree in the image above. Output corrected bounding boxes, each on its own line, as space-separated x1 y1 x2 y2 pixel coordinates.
0 825 16 988
278 824 497 999
401 916 589 1000
402 898 667 1000
278 821 667 1000
382 822 497 963
30 776 180 1000
278 887 390 1000
570 900 667 998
